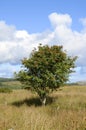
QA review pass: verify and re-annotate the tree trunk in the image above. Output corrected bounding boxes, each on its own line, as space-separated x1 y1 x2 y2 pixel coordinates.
40 96 47 106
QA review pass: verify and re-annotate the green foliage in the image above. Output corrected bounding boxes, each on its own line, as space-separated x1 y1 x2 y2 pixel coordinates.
16 44 77 105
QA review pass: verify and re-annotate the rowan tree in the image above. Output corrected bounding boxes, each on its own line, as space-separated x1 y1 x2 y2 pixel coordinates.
16 44 77 105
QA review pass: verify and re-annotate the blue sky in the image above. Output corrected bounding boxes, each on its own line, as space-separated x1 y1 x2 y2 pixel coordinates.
0 0 86 32
0 0 86 82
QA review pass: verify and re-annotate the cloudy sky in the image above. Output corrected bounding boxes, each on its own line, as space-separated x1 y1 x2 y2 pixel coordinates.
0 0 86 82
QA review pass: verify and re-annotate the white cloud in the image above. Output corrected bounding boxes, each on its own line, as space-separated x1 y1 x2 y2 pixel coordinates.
80 18 86 27
0 13 86 81
79 18 86 33
49 13 72 28
0 22 54 64
48 13 86 66
0 21 16 41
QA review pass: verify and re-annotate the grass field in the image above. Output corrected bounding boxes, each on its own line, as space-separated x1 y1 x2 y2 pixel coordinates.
0 86 86 130
0 80 22 90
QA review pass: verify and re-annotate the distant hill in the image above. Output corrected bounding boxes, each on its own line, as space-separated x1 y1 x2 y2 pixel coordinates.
76 81 86 86
0 77 15 82
65 81 86 86
0 77 22 89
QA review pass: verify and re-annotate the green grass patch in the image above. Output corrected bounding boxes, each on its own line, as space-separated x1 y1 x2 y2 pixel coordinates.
0 80 23 89
0 87 12 93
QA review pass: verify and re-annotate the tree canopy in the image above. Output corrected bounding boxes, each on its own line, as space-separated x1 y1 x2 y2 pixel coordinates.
16 44 77 105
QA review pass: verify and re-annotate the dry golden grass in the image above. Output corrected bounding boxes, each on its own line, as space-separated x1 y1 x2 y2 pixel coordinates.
0 86 86 130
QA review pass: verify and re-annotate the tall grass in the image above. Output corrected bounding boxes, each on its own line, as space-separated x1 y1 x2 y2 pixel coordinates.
0 86 86 130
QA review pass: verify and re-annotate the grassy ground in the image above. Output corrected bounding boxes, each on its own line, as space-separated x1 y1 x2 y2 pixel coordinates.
0 86 86 130
0 80 22 89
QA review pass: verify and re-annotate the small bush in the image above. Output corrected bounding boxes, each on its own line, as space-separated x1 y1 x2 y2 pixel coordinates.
0 87 12 93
